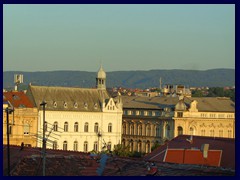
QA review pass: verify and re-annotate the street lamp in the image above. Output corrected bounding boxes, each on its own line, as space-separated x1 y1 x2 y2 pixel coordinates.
5 107 14 176
40 101 47 176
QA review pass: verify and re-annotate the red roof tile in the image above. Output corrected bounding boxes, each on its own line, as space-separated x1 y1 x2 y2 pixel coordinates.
3 91 34 108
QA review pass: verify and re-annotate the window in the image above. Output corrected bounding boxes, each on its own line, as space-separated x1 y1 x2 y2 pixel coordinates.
74 122 78 132
177 126 183 136
74 102 78 108
108 123 112 133
64 122 68 132
130 140 133 152
189 127 194 135
53 102 57 108
94 141 98 152
44 121 48 132
177 112 183 117
84 123 89 132
84 141 88 152
8 125 12 135
94 123 99 133
23 124 30 135
53 141 57 150
107 142 111 151
73 141 78 151
228 130 232 138
201 129 205 136
64 102 67 108
123 123 126 135
138 124 142 136
63 141 67 150
219 130 223 137
146 141 151 153
156 126 160 137
210 130 214 137
147 124 151 136
137 141 142 152
130 124 134 135
53 122 58 131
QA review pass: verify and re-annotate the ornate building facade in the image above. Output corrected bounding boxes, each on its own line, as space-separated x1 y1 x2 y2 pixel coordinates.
121 96 235 154
173 97 235 138
3 91 38 147
26 66 123 152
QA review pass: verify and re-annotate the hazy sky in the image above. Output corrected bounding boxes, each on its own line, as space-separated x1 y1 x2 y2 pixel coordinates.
3 4 235 72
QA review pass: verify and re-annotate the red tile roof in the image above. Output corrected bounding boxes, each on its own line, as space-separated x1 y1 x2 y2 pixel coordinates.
144 135 235 169
164 149 222 167
3 91 34 108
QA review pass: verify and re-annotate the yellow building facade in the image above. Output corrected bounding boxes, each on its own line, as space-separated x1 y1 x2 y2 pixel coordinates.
3 92 39 147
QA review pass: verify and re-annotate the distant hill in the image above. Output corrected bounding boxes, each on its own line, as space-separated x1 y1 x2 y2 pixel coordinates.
3 69 235 89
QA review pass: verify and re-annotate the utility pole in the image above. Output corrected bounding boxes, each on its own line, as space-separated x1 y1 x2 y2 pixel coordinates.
40 101 47 176
5 107 14 176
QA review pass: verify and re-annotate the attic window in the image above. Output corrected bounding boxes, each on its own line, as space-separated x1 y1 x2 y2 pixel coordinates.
53 102 57 108
94 103 98 109
19 104 26 108
64 102 67 108
74 102 78 108
13 95 20 100
84 102 88 109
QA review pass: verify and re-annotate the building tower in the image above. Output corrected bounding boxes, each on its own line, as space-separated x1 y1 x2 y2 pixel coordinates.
96 65 106 90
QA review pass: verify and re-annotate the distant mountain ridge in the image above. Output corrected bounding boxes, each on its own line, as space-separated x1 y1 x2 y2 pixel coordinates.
3 69 235 89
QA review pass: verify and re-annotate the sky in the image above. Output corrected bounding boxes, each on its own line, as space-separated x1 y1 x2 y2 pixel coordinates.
3 4 235 72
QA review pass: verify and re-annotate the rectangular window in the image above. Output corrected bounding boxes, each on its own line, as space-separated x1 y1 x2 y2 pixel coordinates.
177 112 183 117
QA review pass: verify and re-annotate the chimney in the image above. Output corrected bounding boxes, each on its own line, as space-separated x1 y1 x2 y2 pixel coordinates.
201 144 209 158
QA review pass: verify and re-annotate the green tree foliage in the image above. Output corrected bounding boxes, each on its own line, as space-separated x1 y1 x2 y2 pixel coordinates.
113 144 131 157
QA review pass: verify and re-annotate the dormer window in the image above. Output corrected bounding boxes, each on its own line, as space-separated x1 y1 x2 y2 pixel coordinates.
94 103 98 109
84 102 88 109
53 102 57 108
74 102 78 108
64 102 67 108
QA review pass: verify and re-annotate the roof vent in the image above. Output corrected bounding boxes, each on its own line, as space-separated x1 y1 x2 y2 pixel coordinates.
74 102 78 108
64 102 67 108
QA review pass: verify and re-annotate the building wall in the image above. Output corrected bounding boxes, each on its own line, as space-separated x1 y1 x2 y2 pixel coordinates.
122 109 174 153
3 107 38 147
173 111 235 138
37 108 122 152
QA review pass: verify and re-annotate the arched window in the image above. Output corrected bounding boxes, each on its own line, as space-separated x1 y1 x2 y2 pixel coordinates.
23 124 30 135
123 123 126 135
156 126 160 137
219 130 223 137
177 126 183 136
130 124 134 135
63 141 67 150
210 129 214 137
147 124 151 136
108 123 112 133
201 129 205 136
53 122 58 131
84 122 89 132
129 140 133 152
74 122 78 132
146 141 151 153
53 141 57 150
64 122 68 132
94 123 98 133
73 141 78 151
94 141 98 152
189 127 194 135
228 130 232 138
165 124 170 139
122 139 126 147
84 141 88 152
138 141 142 152
107 142 111 151
138 124 142 136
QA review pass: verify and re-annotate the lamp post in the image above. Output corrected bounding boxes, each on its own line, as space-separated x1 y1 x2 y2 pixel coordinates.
5 107 14 176
40 101 47 176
